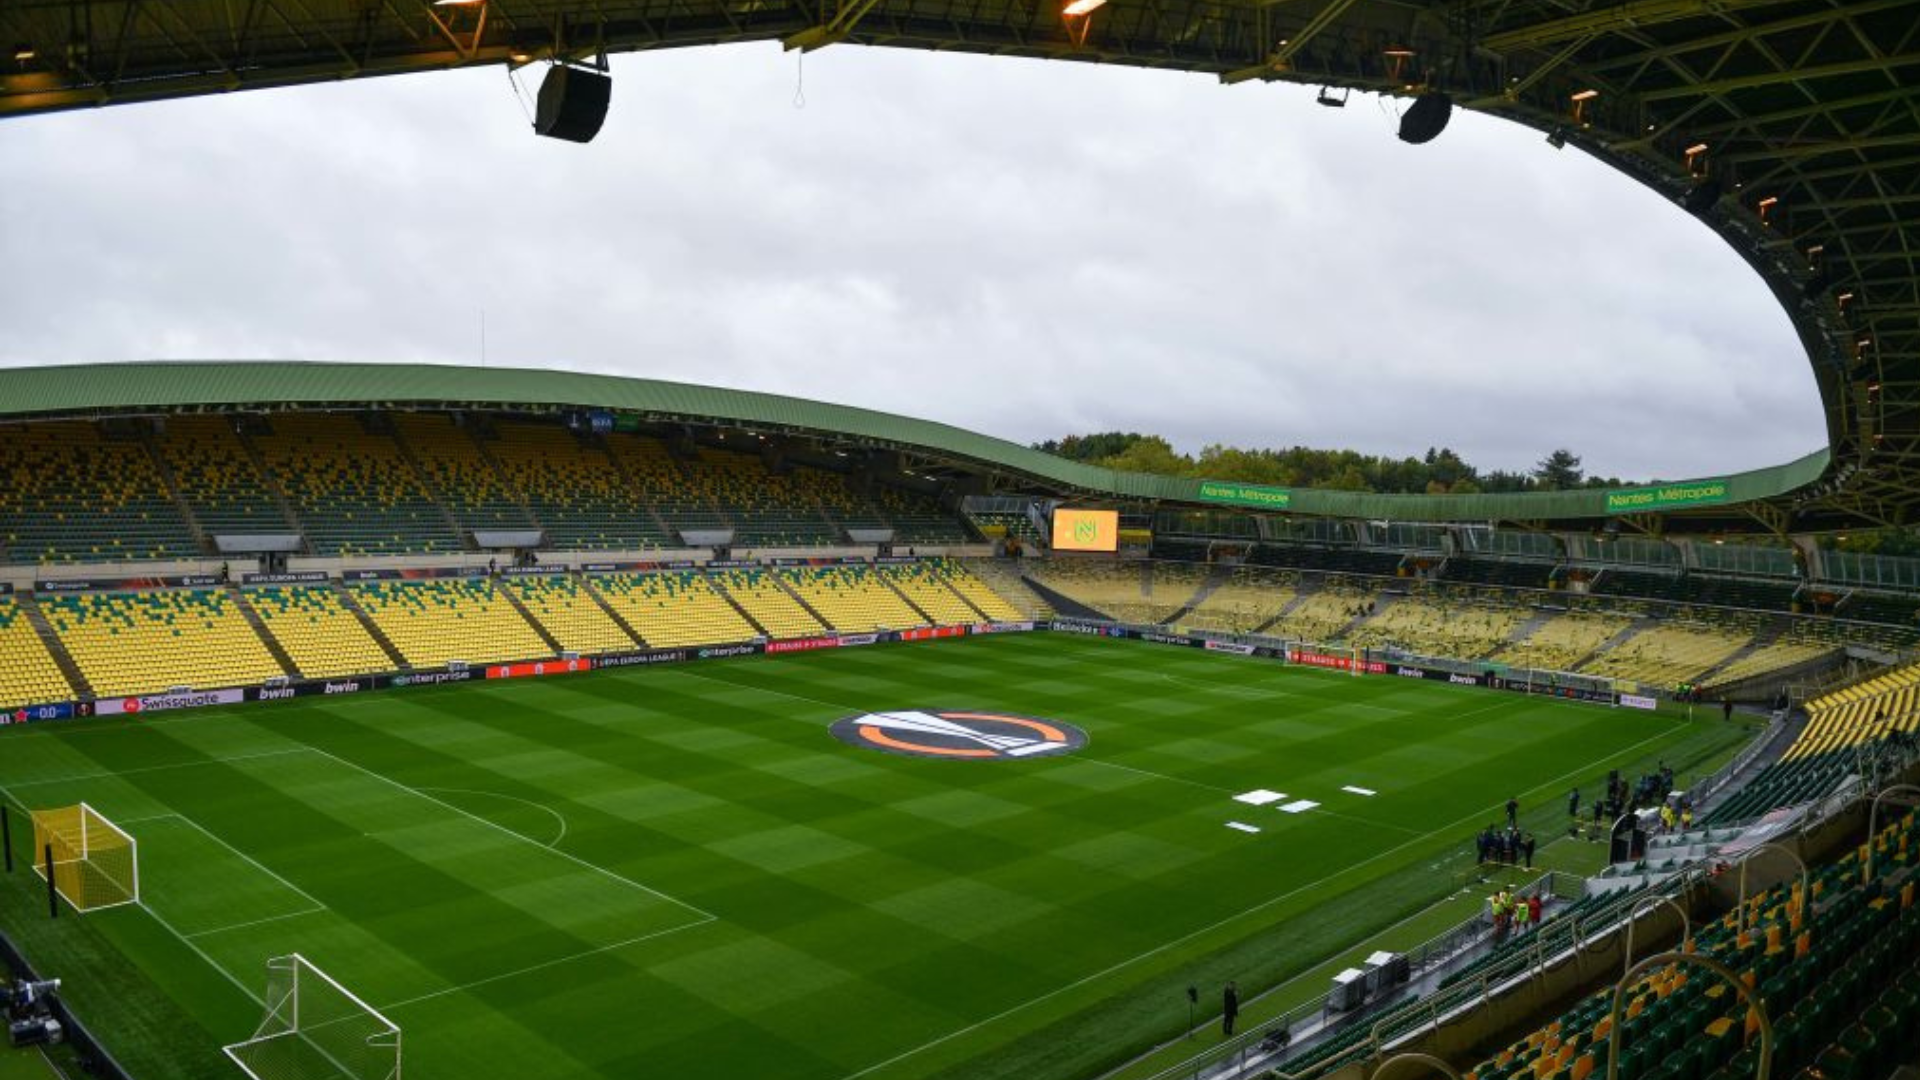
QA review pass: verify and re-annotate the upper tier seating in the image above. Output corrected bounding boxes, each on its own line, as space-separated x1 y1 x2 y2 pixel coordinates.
589 571 759 648
43 589 285 697
1444 558 1554 590
778 565 926 633
254 415 458 557
246 585 393 679
878 561 980 625
1028 559 1201 624
697 449 840 547
391 413 535 536
489 423 672 551
0 422 196 565
604 435 729 538
348 578 548 668
875 485 970 544
0 597 75 707
501 574 636 655
711 569 826 639
156 416 288 539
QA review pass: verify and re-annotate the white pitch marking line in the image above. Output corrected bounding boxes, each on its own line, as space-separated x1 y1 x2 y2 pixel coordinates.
1277 799 1320 814
2 747 315 790
1342 785 1378 797
137 901 266 1007
141 811 330 912
1233 789 1286 806
834 722 1692 1080
379 915 718 1013
416 786 570 849
305 747 716 923
185 905 328 940
1225 822 1261 834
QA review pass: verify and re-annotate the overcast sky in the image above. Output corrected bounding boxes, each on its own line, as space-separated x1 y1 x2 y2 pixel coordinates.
0 44 1825 481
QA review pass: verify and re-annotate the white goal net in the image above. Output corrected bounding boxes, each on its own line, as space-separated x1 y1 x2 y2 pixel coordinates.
225 954 401 1080
29 802 139 912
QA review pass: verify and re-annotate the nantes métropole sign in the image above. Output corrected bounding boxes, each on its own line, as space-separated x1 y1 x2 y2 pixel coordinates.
1604 479 1732 515
1195 481 1292 511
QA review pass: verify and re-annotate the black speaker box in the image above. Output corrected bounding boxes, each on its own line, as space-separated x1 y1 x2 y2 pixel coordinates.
1398 92 1452 145
535 66 611 143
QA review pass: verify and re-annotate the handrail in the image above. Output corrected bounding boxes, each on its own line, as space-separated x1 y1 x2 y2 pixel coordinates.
1735 842 1809 936
1865 783 1920 883
1622 895 1692 979
1605 951 1771 1080
1370 1052 1464 1080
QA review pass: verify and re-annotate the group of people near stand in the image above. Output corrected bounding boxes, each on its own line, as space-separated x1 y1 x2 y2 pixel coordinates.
1488 888 1543 942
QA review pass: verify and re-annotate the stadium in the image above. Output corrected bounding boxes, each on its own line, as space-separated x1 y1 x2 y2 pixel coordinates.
2 3 1919 1080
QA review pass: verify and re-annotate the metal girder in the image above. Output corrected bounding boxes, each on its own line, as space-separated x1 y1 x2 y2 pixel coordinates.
1636 53 1920 102
1480 0 1785 54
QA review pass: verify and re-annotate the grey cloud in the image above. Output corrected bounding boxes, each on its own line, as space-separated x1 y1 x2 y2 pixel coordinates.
0 43 1823 482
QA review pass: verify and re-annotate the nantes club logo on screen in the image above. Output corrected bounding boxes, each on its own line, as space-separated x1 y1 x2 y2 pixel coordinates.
831 710 1088 760
1075 518 1099 545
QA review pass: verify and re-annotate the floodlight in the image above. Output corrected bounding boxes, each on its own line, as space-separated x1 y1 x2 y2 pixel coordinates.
1062 0 1107 15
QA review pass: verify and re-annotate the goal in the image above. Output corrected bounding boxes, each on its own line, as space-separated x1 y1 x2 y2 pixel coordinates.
29 803 139 912
225 955 402 1080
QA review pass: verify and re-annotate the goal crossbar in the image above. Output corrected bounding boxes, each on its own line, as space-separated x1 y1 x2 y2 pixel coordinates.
224 954 402 1080
29 802 139 912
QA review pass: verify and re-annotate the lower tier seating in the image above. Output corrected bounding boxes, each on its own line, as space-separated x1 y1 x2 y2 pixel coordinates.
246 585 392 679
589 571 759 648
0 597 75 707
778 565 925 633
348 578 548 668
710 569 825 639
502 574 636 655
43 589 285 698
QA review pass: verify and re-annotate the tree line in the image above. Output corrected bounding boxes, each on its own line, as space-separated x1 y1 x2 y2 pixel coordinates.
1032 433 1623 495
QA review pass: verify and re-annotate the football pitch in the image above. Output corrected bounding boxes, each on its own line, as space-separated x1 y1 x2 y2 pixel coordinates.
0 633 1752 1080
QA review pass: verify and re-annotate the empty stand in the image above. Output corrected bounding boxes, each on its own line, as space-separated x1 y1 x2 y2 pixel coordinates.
0 596 75 706
348 578 549 668
711 569 826 638
155 416 289 540
942 560 1029 621
246 584 394 679
778 565 925 633
501 574 636 655
878 561 979 625
0 421 197 564
44 589 286 697
589 571 759 648
253 415 459 557
490 422 673 550
392 413 535 536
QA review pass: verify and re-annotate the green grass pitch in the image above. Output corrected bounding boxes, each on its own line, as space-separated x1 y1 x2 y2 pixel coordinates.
0 633 1751 1080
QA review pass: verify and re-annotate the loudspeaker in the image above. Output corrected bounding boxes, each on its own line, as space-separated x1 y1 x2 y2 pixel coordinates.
535 66 611 143
1398 92 1452 145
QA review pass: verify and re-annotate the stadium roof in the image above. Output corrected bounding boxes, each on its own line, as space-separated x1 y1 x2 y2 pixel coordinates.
1 0 1913 533
0 359 1831 533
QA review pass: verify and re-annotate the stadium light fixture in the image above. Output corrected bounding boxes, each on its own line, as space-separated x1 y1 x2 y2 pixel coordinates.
1570 88 1600 101
1317 86 1349 108
12 43 33 62
1546 127 1567 149
1062 0 1106 16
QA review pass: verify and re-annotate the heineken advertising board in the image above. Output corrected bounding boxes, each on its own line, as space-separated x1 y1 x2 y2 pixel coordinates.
1195 481 1292 511
1604 479 1731 515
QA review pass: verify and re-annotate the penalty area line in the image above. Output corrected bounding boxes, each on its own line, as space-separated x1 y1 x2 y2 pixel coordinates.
377 915 719 1014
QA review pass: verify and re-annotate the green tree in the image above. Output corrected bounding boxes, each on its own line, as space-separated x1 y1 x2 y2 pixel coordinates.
1534 449 1584 490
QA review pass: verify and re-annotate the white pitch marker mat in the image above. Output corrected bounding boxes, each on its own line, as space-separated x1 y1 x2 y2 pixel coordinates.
1225 821 1262 834
1233 789 1287 806
1340 786 1378 797
1277 800 1321 814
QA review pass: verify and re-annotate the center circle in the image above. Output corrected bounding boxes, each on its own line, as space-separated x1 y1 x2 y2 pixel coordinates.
830 709 1089 760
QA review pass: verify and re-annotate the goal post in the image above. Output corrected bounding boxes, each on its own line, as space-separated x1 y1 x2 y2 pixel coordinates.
29 803 139 912
225 954 402 1080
